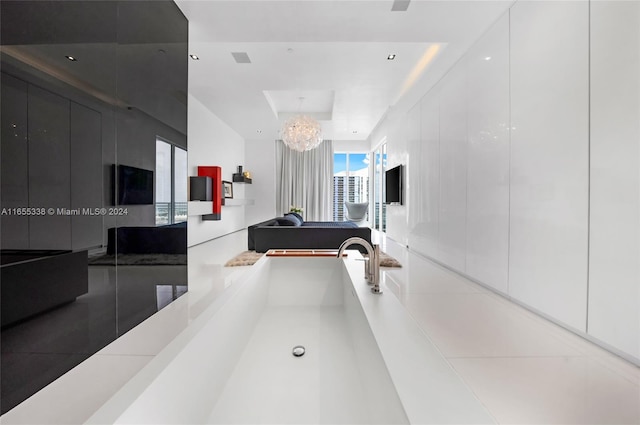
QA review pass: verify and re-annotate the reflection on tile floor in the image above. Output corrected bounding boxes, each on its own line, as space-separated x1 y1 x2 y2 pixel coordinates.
450 356 640 424
0 264 186 414
378 233 640 425
1 230 248 424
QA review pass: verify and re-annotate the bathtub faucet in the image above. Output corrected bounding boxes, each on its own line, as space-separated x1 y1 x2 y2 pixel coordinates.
337 237 382 294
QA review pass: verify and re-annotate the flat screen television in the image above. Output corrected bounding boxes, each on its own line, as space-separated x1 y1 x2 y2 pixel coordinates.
113 164 154 205
385 164 403 205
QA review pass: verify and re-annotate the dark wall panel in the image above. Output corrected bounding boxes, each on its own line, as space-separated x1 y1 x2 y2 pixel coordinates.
0 73 29 248
0 0 188 415
27 85 71 249
70 102 103 249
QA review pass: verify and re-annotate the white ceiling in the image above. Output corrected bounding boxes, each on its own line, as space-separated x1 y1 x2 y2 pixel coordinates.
175 0 514 142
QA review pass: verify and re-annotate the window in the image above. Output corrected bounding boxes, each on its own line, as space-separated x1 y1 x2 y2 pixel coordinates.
372 143 387 232
333 152 370 221
156 138 187 225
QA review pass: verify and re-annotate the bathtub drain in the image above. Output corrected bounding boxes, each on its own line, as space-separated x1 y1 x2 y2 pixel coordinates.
292 345 305 357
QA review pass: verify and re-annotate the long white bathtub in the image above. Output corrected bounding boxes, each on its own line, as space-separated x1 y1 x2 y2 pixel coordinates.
87 253 495 424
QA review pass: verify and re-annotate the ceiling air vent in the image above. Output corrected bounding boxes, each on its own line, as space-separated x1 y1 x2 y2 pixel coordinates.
231 52 252 64
391 0 410 11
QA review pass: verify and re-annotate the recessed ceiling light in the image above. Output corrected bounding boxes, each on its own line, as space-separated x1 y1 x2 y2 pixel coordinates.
387 54 396 60
65 55 77 61
190 54 199 60
257 129 262 134
484 56 492 61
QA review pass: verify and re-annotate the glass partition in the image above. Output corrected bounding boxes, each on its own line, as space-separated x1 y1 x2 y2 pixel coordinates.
0 0 188 414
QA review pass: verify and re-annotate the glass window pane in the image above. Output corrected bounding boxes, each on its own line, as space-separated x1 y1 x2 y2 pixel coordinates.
381 144 387 231
156 139 172 225
374 150 381 229
333 153 347 221
333 152 371 222
174 147 187 223
348 153 369 203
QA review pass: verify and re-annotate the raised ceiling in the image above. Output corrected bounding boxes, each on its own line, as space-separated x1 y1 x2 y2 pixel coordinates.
175 0 514 142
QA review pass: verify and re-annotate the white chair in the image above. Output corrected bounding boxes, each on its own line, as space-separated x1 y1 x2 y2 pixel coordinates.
345 202 369 226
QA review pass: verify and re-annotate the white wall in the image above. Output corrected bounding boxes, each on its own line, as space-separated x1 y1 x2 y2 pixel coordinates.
244 138 277 226
465 15 510 294
333 140 371 153
406 12 510 292
377 1 639 363
509 0 589 332
384 112 409 245
407 91 440 259
437 63 468 272
187 95 246 247
587 0 640 360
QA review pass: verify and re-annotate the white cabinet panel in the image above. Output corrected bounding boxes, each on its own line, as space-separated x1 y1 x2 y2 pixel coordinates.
408 92 440 259
438 65 467 271
407 103 423 245
509 1 589 331
420 93 441 260
588 1 640 360
465 13 510 293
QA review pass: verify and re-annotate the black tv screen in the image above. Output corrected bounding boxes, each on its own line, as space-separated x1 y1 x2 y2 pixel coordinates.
385 164 403 205
114 164 154 205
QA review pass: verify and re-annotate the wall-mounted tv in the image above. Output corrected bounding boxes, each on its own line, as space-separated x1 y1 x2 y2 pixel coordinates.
113 164 154 205
385 164 403 205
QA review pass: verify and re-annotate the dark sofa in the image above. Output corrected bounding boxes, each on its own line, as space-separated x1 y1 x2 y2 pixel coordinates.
248 215 372 253
107 222 187 255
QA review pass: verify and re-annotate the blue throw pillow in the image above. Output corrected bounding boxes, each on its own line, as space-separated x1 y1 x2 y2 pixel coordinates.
276 216 300 226
284 212 303 225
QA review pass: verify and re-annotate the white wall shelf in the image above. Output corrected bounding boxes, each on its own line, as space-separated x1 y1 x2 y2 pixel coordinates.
188 201 213 216
188 199 254 216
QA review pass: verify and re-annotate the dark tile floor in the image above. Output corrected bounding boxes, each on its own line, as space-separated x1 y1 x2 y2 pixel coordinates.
1 265 187 414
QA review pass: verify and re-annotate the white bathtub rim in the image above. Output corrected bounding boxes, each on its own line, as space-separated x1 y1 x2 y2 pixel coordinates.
340 255 497 425
87 252 495 425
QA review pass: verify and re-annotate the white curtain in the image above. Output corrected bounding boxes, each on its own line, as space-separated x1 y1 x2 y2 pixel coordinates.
276 140 334 221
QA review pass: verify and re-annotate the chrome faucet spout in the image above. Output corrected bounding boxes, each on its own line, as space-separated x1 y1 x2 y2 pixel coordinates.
337 237 382 294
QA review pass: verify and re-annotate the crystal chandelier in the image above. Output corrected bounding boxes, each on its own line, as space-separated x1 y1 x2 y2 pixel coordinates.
281 114 323 152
